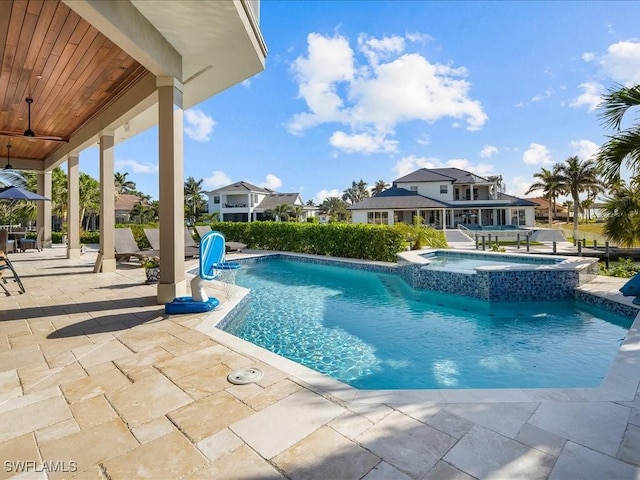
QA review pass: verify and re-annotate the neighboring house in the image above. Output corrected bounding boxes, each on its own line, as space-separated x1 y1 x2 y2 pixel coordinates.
206 181 317 222
527 197 568 222
349 167 537 228
115 194 146 224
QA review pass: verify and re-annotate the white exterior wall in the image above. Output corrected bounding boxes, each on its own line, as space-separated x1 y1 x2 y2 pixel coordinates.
395 181 454 201
352 211 368 224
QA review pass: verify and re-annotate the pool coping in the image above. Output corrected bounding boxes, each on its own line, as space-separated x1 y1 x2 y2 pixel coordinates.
192 252 640 406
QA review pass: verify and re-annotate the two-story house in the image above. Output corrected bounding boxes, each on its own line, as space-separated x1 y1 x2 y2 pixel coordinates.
349 168 536 228
206 181 317 222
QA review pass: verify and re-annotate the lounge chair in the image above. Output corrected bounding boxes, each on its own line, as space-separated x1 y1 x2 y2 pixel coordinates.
195 225 246 253
143 227 199 259
19 226 44 252
115 227 159 264
184 227 199 248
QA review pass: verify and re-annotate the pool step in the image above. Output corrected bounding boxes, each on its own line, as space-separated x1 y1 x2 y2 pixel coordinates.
444 229 474 243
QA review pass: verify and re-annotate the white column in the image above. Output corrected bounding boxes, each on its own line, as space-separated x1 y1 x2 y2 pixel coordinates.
67 154 81 259
157 76 186 303
37 172 52 248
94 131 116 273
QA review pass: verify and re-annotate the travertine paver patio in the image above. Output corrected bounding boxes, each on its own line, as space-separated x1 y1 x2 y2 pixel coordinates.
1 245 640 479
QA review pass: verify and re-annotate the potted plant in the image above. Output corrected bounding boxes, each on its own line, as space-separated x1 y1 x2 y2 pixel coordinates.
143 256 160 284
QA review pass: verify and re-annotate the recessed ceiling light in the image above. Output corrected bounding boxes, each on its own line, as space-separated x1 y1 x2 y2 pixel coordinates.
36 75 42 79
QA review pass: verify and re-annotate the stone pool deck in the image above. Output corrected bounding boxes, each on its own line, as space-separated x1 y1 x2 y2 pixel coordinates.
1 245 640 479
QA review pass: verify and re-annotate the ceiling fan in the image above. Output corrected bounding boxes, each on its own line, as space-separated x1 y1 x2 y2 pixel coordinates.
0 97 68 143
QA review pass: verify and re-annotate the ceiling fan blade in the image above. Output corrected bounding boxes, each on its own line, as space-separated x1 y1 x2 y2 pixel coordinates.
0 131 68 143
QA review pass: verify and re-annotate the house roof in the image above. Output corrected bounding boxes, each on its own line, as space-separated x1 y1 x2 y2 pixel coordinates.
348 187 537 211
207 181 271 195
394 167 489 185
115 194 144 212
255 193 302 211
348 187 449 210
527 197 569 212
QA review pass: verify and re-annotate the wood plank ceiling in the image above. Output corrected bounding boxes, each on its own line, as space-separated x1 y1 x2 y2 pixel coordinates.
0 0 148 165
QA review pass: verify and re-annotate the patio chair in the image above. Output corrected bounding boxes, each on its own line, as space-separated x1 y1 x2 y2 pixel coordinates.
184 227 199 248
0 230 15 254
19 226 44 252
195 224 246 253
115 227 159 264
0 250 25 295
143 228 199 259
194 225 211 241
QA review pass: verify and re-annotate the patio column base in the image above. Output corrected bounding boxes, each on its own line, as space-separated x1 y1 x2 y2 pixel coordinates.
93 254 116 273
67 248 82 259
157 280 187 304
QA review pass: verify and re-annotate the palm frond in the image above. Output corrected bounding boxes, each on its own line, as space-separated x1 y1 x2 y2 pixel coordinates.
596 128 640 183
598 83 640 131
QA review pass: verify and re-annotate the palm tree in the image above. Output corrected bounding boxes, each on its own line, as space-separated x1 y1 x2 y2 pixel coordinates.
184 176 205 225
342 179 369 204
306 199 315 206
79 172 100 230
371 179 389 195
320 197 350 222
596 84 640 185
556 156 604 240
600 179 640 247
525 166 562 227
271 203 291 222
114 172 136 194
291 205 304 222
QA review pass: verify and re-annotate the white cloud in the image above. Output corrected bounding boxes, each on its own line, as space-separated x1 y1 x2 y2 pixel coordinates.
329 131 398 154
357 33 405 67
115 159 158 174
393 155 493 178
522 143 552 165
530 88 554 103
507 176 534 198
570 139 599 160
599 40 640 85
416 134 430 146
480 145 498 158
582 52 595 62
184 108 216 142
314 188 342 204
258 174 282 190
202 171 231 190
287 32 487 153
570 82 604 111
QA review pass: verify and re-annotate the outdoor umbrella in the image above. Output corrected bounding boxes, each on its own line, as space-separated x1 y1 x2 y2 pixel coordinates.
0 186 50 232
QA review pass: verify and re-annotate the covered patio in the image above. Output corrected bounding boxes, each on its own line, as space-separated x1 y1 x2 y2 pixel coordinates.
0 0 266 302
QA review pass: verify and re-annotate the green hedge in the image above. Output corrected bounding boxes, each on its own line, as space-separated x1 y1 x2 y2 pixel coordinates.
200 221 421 262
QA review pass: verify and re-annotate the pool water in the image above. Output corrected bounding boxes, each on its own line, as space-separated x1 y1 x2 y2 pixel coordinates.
223 259 632 390
421 251 561 272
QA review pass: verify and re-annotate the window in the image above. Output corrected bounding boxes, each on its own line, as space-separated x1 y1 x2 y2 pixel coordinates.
440 185 448 194
410 186 418 191
213 196 220 204
367 211 389 225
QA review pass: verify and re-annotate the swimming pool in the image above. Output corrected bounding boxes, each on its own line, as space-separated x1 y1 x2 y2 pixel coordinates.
220 258 633 390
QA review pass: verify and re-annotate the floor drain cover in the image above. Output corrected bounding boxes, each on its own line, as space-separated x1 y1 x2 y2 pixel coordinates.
227 368 264 385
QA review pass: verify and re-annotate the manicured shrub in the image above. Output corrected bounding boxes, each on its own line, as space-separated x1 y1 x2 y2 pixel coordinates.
203 221 424 262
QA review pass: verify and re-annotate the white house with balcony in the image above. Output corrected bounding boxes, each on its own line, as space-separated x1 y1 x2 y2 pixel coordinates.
206 181 317 221
349 168 536 228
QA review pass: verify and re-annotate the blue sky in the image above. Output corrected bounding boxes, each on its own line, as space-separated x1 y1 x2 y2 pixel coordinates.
78 1 640 203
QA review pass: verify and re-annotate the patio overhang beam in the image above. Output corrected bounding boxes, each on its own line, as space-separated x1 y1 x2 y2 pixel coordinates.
62 0 182 80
